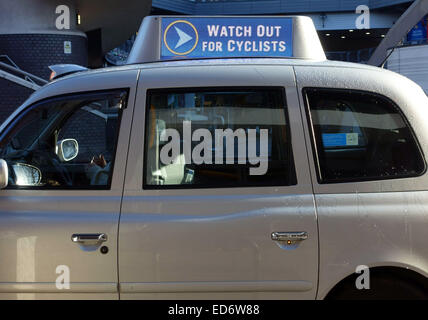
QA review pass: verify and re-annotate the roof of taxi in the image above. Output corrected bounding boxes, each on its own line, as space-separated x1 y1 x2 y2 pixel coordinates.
55 57 384 81
2 56 423 136
2 19 425 142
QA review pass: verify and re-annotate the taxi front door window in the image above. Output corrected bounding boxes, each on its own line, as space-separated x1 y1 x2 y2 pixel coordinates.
0 91 126 189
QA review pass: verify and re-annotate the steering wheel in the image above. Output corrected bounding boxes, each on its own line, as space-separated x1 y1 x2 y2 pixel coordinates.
29 147 73 187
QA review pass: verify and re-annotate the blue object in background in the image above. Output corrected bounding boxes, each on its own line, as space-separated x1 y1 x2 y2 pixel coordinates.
322 133 348 147
407 17 427 42
161 17 293 60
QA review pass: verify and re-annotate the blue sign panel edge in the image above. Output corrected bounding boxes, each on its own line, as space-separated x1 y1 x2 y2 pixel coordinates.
160 17 294 60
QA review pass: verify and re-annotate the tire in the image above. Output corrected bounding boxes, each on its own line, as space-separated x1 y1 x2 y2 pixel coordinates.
327 272 428 300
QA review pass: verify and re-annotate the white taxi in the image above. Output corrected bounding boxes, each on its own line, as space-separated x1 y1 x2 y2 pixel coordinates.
0 16 427 300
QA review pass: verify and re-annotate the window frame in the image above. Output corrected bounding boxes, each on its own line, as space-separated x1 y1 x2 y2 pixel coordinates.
0 88 129 190
303 87 427 184
142 86 297 190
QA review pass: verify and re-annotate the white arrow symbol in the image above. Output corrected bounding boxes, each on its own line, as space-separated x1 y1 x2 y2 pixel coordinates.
174 26 193 49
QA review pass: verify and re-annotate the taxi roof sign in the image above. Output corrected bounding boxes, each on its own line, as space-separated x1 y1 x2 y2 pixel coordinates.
127 16 326 64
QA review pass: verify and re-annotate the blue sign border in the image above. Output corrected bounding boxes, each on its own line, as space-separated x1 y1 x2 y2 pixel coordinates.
161 17 294 60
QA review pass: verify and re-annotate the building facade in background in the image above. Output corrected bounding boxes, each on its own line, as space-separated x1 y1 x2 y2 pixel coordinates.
0 0 87 122
0 0 426 124
387 14 428 94
152 0 414 62
0 0 152 123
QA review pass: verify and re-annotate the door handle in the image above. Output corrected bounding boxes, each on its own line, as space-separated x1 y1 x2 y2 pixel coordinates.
271 231 308 242
71 233 107 243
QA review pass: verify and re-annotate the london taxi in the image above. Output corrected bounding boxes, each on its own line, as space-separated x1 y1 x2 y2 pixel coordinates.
0 16 428 300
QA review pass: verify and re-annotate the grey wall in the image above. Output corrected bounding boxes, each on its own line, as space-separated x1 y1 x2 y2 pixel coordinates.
0 79 33 123
0 0 152 53
0 34 87 79
387 44 428 94
0 33 87 123
0 0 87 123
76 0 152 54
0 0 82 35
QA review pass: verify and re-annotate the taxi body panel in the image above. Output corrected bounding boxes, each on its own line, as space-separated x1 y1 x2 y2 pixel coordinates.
119 64 318 299
0 58 427 299
0 69 139 299
294 64 428 299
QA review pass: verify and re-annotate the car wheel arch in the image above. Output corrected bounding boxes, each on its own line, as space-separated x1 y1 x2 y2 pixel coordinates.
322 266 428 300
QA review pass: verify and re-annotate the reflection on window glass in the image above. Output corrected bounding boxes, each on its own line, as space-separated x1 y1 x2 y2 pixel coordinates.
144 88 296 188
0 90 126 189
306 88 425 183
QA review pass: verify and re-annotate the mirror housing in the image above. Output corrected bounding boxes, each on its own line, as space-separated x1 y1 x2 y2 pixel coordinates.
0 159 8 189
56 139 79 162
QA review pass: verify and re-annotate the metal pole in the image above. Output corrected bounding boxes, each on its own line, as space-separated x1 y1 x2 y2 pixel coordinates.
0 61 48 85
0 70 41 91
368 0 428 66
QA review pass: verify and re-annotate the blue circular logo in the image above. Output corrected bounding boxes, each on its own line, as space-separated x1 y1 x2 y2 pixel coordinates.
164 20 199 56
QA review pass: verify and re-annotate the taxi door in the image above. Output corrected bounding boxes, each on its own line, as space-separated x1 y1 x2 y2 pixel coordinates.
119 64 319 299
0 70 138 299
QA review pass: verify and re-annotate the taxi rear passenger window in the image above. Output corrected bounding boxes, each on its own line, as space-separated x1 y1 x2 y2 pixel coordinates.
144 88 297 188
304 88 426 183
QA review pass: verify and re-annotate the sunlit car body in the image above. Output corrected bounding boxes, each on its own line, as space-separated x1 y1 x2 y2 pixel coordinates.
0 16 428 300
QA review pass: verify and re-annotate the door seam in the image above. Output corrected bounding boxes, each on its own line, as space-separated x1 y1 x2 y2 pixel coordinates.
116 69 141 300
292 66 321 300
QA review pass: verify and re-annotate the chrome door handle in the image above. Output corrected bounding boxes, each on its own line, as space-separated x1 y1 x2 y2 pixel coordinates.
271 231 308 242
71 233 107 243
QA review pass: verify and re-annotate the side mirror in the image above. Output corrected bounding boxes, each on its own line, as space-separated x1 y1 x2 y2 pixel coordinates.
0 159 8 189
11 163 41 186
56 139 79 162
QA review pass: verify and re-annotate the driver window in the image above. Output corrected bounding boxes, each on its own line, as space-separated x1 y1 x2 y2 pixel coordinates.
0 90 127 189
